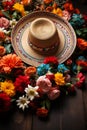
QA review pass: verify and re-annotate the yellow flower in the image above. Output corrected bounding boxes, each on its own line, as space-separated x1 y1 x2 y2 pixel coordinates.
54 72 65 86
13 3 26 16
0 80 16 97
52 8 63 17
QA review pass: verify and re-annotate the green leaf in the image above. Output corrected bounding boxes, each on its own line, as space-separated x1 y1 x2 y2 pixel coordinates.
2 11 11 19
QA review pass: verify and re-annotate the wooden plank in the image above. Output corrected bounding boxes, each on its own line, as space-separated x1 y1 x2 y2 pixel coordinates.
62 89 86 130
0 109 32 130
32 97 65 130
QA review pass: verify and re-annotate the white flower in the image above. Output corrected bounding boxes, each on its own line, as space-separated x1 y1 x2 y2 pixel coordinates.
16 95 30 111
25 85 39 101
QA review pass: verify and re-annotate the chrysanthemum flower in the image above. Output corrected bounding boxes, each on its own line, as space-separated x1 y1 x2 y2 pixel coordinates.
16 95 30 111
0 54 24 73
25 85 39 101
54 72 65 86
0 80 16 97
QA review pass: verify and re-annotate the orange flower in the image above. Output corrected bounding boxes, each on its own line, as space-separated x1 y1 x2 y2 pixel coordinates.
52 8 63 16
76 60 87 69
0 54 24 73
77 38 87 50
44 0 53 4
24 66 36 76
0 31 6 41
0 46 6 56
21 0 32 6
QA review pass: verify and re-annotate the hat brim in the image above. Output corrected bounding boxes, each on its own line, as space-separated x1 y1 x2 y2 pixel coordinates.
11 11 76 67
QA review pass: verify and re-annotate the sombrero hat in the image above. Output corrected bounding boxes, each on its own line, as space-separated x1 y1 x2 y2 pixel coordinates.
11 11 76 67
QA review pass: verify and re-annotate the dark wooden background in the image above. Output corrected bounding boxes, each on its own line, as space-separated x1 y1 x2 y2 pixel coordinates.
0 1 87 130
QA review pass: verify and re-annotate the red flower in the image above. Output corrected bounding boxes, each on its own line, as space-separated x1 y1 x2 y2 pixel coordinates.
77 38 87 50
75 72 85 88
44 56 58 65
2 0 15 10
36 107 48 117
0 93 11 112
65 58 73 66
46 73 55 81
67 84 75 93
76 60 87 70
14 75 30 93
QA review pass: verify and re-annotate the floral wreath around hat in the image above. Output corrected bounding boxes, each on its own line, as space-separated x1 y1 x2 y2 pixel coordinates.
0 0 87 118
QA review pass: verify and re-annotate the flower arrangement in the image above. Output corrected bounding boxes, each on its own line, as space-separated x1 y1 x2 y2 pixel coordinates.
0 0 87 118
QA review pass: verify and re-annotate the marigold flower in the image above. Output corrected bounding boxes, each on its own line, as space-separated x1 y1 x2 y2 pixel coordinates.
52 8 63 17
0 93 11 112
77 38 87 50
54 72 65 86
24 66 36 76
0 46 6 56
0 54 24 73
13 2 26 16
0 80 16 97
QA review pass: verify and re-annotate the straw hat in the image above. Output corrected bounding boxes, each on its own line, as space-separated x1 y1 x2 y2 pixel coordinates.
11 11 76 67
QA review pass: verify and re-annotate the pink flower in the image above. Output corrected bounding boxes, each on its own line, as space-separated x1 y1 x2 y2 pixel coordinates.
75 72 85 88
0 17 10 29
47 87 60 100
36 76 52 94
62 10 71 21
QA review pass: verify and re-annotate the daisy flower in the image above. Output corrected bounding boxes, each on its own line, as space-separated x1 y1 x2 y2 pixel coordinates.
16 95 30 111
25 85 39 101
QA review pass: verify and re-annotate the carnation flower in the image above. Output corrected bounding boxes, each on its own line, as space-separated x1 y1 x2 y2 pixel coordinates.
37 63 50 76
43 56 58 65
75 72 85 88
0 80 15 97
16 95 30 111
54 72 65 86
14 75 30 93
0 93 11 112
57 63 70 74
25 85 39 101
36 75 52 93
0 54 24 73
36 107 48 117
0 17 10 29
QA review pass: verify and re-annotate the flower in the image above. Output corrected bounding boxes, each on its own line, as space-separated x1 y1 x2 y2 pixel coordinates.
47 87 60 100
24 66 36 76
0 93 11 112
16 95 30 111
13 2 26 16
57 63 70 74
37 63 50 76
44 56 58 65
43 0 53 5
21 0 32 6
63 2 74 12
75 72 85 88
0 46 6 56
0 54 24 73
25 85 39 101
36 107 48 117
0 80 15 97
0 31 6 41
54 72 65 86
62 10 71 21
0 17 10 29
2 0 15 10
52 8 63 17
14 75 30 93
36 75 52 93
77 38 87 50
